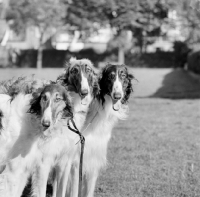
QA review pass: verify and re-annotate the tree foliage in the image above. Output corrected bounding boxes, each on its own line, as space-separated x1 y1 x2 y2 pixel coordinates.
65 0 169 53
6 0 66 68
6 0 171 65
105 0 168 52
7 0 66 37
174 0 200 46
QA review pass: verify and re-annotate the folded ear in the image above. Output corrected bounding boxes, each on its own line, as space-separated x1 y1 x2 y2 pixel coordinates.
91 70 100 98
27 90 42 116
62 91 73 119
93 79 100 98
56 65 70 86
121 72 134 104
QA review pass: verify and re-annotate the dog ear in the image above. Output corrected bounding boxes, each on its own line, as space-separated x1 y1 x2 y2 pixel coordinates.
57 65 70 86
98 63 111 102
91 71 100 98
121 72 134 104
27 89 43 116
62 90 73 119
93 79 100 98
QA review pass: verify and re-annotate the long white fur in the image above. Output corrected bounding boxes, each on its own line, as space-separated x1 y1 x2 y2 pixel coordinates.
0 90 77 197
0 58 94 197
65 76 128 197
0 93 36 197
0 93 32 167
53 58 96 197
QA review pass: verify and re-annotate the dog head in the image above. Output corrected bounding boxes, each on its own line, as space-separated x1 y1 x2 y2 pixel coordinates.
28 84 73 128
57 58 100 102
99 63 134 110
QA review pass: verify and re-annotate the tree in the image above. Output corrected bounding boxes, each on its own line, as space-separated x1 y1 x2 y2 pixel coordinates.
63 0 169 63
175 0 200 48
104 0 168 54
6 0 66 69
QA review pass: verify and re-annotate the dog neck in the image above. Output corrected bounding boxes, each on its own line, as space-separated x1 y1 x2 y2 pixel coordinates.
69 91 92 113
69 91 93 131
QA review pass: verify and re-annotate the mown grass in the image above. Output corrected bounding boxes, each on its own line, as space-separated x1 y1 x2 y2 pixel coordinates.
0 67 199 197
96 98 200 197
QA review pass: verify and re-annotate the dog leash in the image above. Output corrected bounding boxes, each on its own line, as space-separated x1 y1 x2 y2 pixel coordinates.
67 117 85 197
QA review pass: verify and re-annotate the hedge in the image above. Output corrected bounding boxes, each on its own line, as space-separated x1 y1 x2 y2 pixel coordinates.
13 49 176 68
187 51 200 75
15 49 118 68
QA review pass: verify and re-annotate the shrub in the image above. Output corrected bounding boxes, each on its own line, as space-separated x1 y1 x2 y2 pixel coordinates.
14 48 176 68
15 49 118 68
187 51 200 74
125 51 174 68
173 41 191 68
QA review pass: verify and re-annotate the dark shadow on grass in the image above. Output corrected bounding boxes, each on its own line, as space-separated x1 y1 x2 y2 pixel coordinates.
150 69 200 99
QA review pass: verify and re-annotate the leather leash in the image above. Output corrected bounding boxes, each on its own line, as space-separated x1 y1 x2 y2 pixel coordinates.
67 117 85 197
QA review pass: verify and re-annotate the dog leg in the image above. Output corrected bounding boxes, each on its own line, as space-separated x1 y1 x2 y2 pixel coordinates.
66 164 79 197
57 160 72 197
1 155 24 197
32 163 51 197
52 175 57 197
15 171 29 197
83 171 98 197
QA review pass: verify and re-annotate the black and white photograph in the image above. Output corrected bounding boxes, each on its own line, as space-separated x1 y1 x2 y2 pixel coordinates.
0 0 200 196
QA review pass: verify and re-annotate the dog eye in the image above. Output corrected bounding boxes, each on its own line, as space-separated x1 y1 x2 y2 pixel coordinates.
109 73 115 80
86 67 91 73
71 68 78 74
55 97 62 102
42 95 48 102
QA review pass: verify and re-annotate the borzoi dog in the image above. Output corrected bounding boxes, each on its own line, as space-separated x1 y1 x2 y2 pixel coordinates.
0 77 49 168
0 84 74 197
54 58 100 197
66 63 134 197
0 93 35 197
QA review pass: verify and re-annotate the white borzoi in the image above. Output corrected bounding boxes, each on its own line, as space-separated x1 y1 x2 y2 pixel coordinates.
0 93 34 197
53 58 100 197
0 77 49 168
65 63 134 197
0 83 74 197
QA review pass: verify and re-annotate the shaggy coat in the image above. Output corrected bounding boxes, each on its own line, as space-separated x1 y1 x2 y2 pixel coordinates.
66 63 134 197
0 84 74 197
53 58 100 197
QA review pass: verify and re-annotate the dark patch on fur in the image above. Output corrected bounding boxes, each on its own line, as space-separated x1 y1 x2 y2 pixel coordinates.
0 110 3 131
99 63 134 104
28 89 43 116
56 60 100 98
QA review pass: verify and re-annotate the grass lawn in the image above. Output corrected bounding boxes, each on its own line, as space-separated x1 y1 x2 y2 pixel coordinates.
96 98 200 197
0 67 200 197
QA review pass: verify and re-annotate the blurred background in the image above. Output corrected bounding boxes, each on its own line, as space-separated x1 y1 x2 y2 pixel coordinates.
0 0 199 72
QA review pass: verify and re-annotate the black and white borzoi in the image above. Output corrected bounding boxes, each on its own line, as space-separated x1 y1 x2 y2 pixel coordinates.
66 63 134 197
53 57 100 197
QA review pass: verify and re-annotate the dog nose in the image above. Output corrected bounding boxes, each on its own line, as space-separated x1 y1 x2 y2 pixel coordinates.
80 89 88 97
113 92 122 100
42 120 51 128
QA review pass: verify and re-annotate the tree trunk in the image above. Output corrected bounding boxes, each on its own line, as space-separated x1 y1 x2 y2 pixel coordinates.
37 46 43 69
36 31 44 69
118 47 125 64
